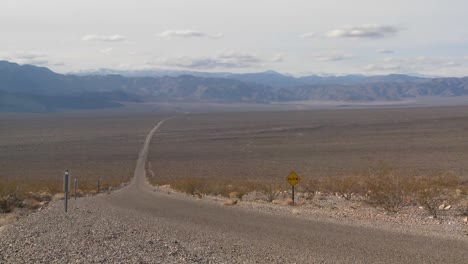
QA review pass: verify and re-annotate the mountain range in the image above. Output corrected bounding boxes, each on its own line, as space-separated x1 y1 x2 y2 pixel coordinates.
1 60 467 112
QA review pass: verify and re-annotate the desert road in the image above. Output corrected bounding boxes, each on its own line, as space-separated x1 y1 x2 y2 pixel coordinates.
104 118 468 263
1 118 467 263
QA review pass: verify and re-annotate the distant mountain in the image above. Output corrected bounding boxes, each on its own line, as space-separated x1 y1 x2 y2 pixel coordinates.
362 74 427 84
0 90 124 112
75 68 231 79
224 71 304 88
1 61 468 112
0 61 141 112
134 75 273 102
273 78 468 101
76 69 431 88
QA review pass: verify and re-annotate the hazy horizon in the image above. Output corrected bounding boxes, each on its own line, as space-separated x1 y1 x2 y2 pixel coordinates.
3 59 468 79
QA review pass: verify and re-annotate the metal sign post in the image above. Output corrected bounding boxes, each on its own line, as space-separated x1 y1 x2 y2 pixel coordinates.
292 185 295 204
287 171 301 205
64 170 70 213
74 178 77 200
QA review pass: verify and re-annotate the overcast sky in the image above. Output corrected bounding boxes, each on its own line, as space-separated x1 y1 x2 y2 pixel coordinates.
1 0 467 76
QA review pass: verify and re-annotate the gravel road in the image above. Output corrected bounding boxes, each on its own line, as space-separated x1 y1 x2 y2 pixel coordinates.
1 118 467 263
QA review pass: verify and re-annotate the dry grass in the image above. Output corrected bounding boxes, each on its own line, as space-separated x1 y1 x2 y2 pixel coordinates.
149 176 269 200
149 164 466 215
412 173 460 217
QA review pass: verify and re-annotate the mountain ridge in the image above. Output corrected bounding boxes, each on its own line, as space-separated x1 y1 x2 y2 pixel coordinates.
1 61 467 112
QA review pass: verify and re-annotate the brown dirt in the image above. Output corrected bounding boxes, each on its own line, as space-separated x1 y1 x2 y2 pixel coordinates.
0 112 169 197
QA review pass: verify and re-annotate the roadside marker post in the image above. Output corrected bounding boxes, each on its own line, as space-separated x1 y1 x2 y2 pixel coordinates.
97 179 101 193
287 171 301 205
74 178 77 201
64 170 70 213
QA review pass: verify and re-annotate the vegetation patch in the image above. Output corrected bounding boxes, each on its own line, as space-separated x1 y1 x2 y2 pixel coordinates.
148 164 467 219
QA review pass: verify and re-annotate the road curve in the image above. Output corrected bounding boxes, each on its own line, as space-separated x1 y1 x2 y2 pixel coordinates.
97 118 468 263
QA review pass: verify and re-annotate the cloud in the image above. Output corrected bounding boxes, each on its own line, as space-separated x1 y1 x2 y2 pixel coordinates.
271 53 284 62
156 52 265 69
100 47 114 54
158 30 223 39
0 51 64 67
300 32 316 39
326 24 399 39
365 56 463 73
377 49 394 54
82 34 126 42
117 63 155 71
48 62 65 67
364 64 401 72
14 52 47 60
3 51 49 66
314 52 354 61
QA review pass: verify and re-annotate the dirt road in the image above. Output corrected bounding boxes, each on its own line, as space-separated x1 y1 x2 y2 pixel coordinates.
107 118 468 263
1 119 467 263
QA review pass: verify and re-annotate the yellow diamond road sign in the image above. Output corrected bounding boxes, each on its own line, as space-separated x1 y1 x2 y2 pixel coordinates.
287 171 301 186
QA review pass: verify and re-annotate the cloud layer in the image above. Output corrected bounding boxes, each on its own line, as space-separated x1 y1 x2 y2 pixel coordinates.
300 32 315 39
156 52 267 69
314 52 354 61
82 34 126 42
365 56 462 73
326 24 399 38
159 30 223 39
377 49 394 54
0 51 63 67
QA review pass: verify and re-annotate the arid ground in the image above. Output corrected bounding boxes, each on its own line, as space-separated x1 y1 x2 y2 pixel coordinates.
149 105 468 186
2 105 467 197
0 112 168 196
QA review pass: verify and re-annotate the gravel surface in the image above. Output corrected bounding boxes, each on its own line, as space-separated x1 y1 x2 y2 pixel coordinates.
1 191 467 264
214 191 468 241
0 198 205 263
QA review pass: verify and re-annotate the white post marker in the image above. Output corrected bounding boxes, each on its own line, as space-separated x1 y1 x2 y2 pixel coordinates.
287 171 301 205
74 178 77 201
64 170 70 213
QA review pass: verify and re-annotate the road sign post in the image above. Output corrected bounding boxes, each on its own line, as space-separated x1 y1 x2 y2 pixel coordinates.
64 170 70 213
292 185 295 204
74 178 77 200
287 171 301 205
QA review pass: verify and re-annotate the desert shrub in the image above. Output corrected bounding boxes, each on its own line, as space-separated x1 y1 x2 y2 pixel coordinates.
414 173 459 218
0 195 19 214
147 165 465 216
363 166 407 213
456 183 468 216
320 175 365 200
458 200 468 216
232 181 262 199
300 179 319 201
259 183 281 202
207 181 232 197
152 176 263 199
0 181 13 198
207 181 256 199
415 183 443 218
169 177 207 196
